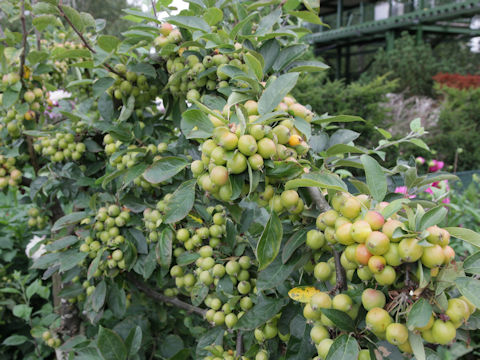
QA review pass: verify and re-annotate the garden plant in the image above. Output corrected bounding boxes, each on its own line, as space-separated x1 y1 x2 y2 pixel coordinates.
1 1 480 360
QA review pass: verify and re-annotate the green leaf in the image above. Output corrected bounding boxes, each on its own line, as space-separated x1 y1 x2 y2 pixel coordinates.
455 277 480 308
381 198 410 219
166 15 210 32
156 228 173 268
289 10 325 25
97 35 120 53
129 63 157 78
196 327 223 358
62 5 85 32
417 173 459 188
13 304 32 321
326 334 359 360
118 95 135 122
287 60 329 72
46 235 79 252
52 212 87 232
272 44 307 72
244 53 263 81
282 228 308 264
258 72 299 115
33 2 60 15
321 309 356 332
107 282 126 318
181 109 214 139
325 144 365 157
203 8 223 26
259 38 280 73
93 77 115 98
176 252 200 266
2 88 19 108
312 114 364 125
418 206 447 231
125 326 142 357
164 179 196 224
91 280 106 312
409 332 425 360
285 172 347 192
407 298 433 330
143 157 189 184
3 335 28 346
265 161 303 180
360 154 387 202
33 14 58 31
257 251 308 291
191 282 209 306
143 249 157 279
409 138 430 151
234 297 286 330
256 212 283 271
444 227 480 248
328 129 360 147
53 48 91 60
123 9 161 24
97 326 127 360
463 251 480 275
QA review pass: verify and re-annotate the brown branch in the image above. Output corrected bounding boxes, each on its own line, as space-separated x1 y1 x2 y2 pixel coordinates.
307 187 331 213
308 187 347 293
236 331 243 358
56 3 122 77
151 0 158 19
19 0 27 82
126 273 208 317
26 136 40 175
31 0 42 50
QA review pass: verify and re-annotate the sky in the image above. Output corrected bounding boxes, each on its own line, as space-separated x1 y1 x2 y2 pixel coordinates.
127 0 189 20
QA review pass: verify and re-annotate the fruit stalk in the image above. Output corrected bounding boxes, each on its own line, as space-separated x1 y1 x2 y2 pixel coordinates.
308 187 347 292
127 273 208 317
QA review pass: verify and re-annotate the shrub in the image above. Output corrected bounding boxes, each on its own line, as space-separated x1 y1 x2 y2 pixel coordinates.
292 73 397 146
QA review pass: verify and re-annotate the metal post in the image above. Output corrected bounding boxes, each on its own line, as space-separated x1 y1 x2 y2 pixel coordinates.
337 0 343 28
386 30 395 51
336 46 342 79
360 1 365 23
345 45 351 83
389 0 393 16
416 26 423 44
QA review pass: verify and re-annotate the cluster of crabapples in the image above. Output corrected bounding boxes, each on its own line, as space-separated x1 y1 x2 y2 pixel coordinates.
27 207 48 230
34 133 86 162
191 96 312 202
203 345 271 360
103 133 168 189
153 23 182 50
307 191 456 286
107 64 159 107
41 330 61 349
78 204 131 274
1 74 47 138
0 155 22 189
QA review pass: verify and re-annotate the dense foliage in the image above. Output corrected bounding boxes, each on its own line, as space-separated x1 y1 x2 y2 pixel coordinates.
1 1 480 360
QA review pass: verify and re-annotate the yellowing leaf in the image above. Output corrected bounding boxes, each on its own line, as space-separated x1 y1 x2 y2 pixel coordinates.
288 286 320 303
187 214 203 224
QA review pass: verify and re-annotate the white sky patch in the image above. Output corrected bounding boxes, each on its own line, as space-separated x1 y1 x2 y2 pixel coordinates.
127 0 189 20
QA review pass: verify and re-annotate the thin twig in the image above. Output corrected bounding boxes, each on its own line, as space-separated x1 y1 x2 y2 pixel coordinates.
151 0 158 19
31 0 42 50
26 136 40 175
236 331 243 358
19 0 27 82
127 273 208 317
56 2 122 77
308 187 347 293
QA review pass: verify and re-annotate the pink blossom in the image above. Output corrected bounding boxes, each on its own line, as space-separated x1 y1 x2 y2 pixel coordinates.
394 186 416 198
442 198 451 204
425 187 434 194
428 160 444 173
416 156 425 165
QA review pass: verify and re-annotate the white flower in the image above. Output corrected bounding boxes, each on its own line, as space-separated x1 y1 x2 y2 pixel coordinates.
25 235 47 260
48 90 72 103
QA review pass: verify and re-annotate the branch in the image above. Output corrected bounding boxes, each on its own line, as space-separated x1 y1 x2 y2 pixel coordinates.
308 187 347 293
56 3 122 77
126 273 208 317
151 0 158 19
307 187 330 213
26 136 40 175
19 0 27 81
31 0 42 50
236 331 243 358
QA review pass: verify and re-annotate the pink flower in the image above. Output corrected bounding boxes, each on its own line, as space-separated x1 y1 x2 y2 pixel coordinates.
428 160 444 173
416 156 426 165
442 198 451 204
394 186 416 198
425 187 434 194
